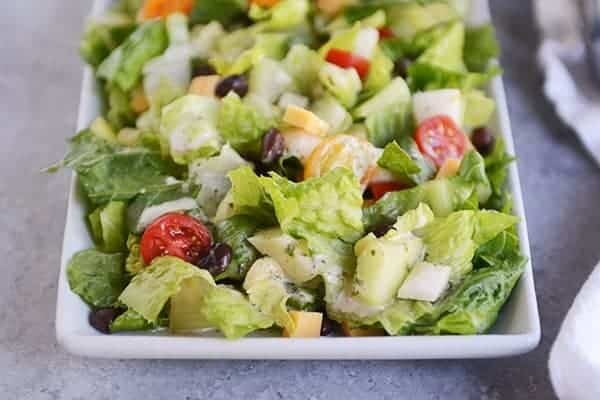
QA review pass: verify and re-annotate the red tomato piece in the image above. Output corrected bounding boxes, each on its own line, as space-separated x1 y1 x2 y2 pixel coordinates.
140 213 212 265
414 115 468 168
377 27 394 39
325 48 371 79
369 181 407 201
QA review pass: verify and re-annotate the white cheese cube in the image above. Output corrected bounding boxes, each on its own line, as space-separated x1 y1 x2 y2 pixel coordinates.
413 89 463 127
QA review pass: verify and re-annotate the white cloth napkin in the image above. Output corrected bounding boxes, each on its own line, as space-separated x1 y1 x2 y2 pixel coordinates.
534 1 600 399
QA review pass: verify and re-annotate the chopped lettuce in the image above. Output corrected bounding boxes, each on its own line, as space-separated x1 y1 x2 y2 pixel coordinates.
119 256 273 338
105 83 136 129
463 90 495 129
318 62 362 108
190 22 225 59
188 144 252 217
98 21 168 92
483 138 515 211
361 48 394 100
159 95 221 164
464 24 500 73
110 309 154 333
249 0 310 31
88 201 128 253
386 1 458 40
283 44 323 97
377 141 421 183
217 93 274 158
190 0 247 25
125 235 145 275
458 150 492 204
248 58 294 103
67 249 126 308
80 12 135 68
215 215 262 281
227 166 277 225
311 96 353 134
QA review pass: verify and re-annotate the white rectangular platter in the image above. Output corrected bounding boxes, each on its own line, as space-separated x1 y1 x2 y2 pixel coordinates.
55 0 541 359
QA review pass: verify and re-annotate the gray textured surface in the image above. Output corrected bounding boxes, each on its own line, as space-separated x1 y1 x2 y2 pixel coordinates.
1 1 600 399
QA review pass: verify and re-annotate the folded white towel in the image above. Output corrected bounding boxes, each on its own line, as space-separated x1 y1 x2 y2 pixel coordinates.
535 1 600 398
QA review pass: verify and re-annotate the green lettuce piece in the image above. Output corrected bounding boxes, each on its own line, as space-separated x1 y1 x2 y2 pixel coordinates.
105 83 136 130
112 0 144 16
463 90 495 128
125 235 145 275
190 21 225 60
458 150 492 204
119 256 273 338
215 216 261 281
249 0 310 31
483 138 515 211
211 33 289 76
243 257 295 331
319 63 362 108
318 23 361 56
110 309 154 333
363 177 475 230
67 249 126 308
44 129 117 173
190 0 247 25
377 141 421 182
80 12 135 68
354 76 411 119
160 95 221 164
473 230 521 269
188 144 251 217
217 92 274 158
416 209 518 282
228 166 277 225
379 299 433 335
283 44 323 97
415 21 466 73
381 22 450 61
97 21 168 92
464 24 500 73
88 201 128 253
361 48 394 100
414 252 525 334
384 2 458 39
311 96 353 134
260 168 364 267
248 58 294 103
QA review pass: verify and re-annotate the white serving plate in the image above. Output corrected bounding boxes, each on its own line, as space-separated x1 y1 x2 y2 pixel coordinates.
55 0 541 359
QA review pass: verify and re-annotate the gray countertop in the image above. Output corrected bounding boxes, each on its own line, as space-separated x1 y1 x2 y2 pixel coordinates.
2 1 600 399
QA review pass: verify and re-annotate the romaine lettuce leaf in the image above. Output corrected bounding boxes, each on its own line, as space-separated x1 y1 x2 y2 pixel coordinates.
190 0 247 25
377 141 421 182
215 215 261 281
318 62 362 108
88 201 128 253
119 256 273 338
217 93 274 158
249 0 310 31
105 83 136 130
67 249 126 308
110 308 154 333
310 96 353 134
125 234 145 275
159 94 221 164
483 138 515 211
361 47 394 100
227 166 277 225
464 24 500 73
463 90 495 129
80 12 135 68
190 21 225 60
458 150 492 204
260 168 364 267
98 21 168 92
283 44 323 97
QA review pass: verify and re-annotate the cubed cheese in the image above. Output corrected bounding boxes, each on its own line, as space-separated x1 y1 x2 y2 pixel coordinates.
396 262 451 302
354 28 379 60
283 105 330 137
413 89 463 127
189 75 221 97
283 311 323 338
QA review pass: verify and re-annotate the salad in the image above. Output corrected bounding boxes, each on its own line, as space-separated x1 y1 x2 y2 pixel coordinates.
49 0 524 339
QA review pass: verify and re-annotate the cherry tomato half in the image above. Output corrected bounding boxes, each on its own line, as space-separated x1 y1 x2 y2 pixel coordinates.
377 27 394 39
325 48 370 79
369 181 407 201
140 213 212 265
414 115 468 169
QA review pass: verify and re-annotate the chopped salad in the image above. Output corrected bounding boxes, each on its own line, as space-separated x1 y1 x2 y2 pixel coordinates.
49 0 525 339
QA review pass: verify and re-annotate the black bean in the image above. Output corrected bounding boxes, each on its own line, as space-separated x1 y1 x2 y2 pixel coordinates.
371 222 394 238
194 63 216 77
261 128 285 164
320 316 341 336
215 75 248 98
471 126 496 156
197 243 233 277
89 308 123 334
393 58 412 78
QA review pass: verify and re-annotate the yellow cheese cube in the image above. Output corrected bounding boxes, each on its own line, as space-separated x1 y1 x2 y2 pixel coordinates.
189 75 221 97
435 158 462 179
283 105 330 137
283 311 323 338
341 322 386 337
